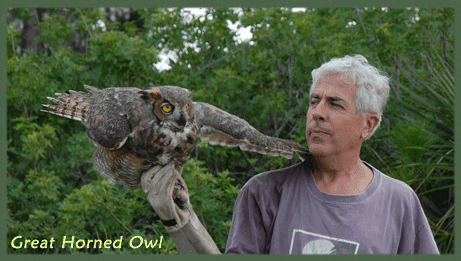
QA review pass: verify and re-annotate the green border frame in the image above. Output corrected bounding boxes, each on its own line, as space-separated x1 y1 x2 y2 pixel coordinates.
1 0 459 260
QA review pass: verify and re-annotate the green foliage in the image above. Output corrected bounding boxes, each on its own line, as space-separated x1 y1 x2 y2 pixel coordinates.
87 31 159 86
389 118 438 181
392 49 454 253
7 7 454 254
182 160 240 250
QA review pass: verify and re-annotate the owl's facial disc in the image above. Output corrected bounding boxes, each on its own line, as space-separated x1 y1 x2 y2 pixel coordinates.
163 106 190 131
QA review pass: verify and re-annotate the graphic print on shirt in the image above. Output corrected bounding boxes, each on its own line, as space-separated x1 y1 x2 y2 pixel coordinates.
289 229 359 254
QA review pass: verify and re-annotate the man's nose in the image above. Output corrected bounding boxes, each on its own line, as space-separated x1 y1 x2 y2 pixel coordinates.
310 101 327 122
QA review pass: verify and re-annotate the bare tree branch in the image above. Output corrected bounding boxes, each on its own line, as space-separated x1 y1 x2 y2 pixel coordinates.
286 122 299 138
198 45 251 72
266 38 295 60
392 55 401 100
77 8 94 38
354 8 384 70
393 54 422 90
101 201 132 234
129 73 140 86
32 8 57 58
238 148 256 171
11 31 16 56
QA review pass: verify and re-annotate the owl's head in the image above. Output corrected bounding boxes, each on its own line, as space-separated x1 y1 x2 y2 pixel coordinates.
139 86 194 131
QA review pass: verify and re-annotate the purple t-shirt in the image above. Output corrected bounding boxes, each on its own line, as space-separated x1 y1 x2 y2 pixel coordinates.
225 160 439 254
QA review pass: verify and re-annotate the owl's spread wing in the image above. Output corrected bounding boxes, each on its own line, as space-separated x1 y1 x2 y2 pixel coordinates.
194 102 309 161
42 85 132 150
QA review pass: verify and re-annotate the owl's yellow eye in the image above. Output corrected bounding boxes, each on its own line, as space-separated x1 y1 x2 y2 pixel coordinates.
161 104 174 113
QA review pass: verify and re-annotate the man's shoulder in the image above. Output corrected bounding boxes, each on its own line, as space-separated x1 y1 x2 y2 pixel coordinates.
242 161 307 195
373 166 418 202
373 165 438 254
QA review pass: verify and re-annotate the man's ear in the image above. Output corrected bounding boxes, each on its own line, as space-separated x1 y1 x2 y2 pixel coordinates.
361 112 380 140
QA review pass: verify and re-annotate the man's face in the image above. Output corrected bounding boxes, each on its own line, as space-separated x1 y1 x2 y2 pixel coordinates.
306 73 367 156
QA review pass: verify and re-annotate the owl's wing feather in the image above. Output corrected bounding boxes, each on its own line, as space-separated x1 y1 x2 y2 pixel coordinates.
42 86 131 150
194 102 309 161
92 147 144 189
84 88 134 150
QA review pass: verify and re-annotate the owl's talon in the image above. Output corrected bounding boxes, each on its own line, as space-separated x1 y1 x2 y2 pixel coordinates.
174 193 189 209
173 177 189 209
174 178 185 190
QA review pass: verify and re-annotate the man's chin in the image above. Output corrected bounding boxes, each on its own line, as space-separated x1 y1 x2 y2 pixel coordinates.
307 144 333 156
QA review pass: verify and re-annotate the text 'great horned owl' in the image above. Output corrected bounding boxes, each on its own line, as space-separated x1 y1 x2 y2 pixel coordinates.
42 85 309 189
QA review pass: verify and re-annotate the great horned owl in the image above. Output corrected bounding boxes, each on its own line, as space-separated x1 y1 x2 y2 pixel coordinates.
42 85 309 189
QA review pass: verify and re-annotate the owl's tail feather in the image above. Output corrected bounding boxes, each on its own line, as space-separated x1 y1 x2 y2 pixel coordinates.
41 89 94 122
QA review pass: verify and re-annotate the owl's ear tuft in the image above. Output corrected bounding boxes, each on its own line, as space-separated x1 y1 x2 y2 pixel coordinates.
139 90 150 101
139 89 162 103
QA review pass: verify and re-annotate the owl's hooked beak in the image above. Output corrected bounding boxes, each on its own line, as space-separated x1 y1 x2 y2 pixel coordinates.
176 113 187 127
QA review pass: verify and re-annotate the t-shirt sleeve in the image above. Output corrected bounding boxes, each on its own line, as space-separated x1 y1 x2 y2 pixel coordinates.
413 223 440 254
225 184 268 254
412 197 440 254
397 185 440 254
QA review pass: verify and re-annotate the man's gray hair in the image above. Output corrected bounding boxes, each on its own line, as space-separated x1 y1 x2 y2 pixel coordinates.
310 54 390 139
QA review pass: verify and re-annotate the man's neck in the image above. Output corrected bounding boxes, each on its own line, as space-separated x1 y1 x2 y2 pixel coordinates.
311 152 374 195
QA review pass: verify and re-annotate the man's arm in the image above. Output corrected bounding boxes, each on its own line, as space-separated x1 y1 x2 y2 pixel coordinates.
140 163 221 254
396 188 440 254
413 225 440 254
225 184 269 254
410 198 440 254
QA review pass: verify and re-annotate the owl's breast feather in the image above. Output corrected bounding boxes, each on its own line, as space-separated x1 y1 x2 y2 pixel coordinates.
126 122 199 167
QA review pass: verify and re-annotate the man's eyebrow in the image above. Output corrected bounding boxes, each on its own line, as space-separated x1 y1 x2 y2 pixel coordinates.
309 94 345 103
327 96 345 103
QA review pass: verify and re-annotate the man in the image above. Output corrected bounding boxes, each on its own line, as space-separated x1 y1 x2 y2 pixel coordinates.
143 55 439 254
225 55 439 254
